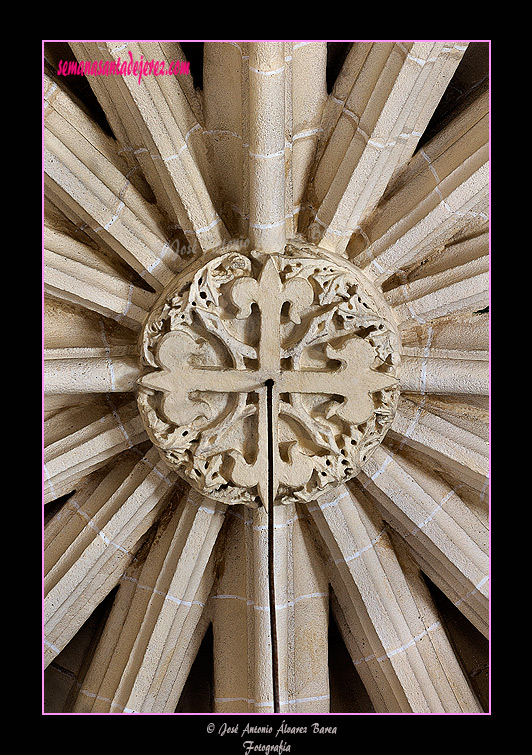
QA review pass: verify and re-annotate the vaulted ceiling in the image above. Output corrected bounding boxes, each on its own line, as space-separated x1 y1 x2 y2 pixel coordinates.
43 40 489 715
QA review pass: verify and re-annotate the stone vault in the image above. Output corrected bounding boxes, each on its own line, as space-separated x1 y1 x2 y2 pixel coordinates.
43 40 490 714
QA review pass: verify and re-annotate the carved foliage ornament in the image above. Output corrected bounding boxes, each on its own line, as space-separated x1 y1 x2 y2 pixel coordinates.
137 242 401 508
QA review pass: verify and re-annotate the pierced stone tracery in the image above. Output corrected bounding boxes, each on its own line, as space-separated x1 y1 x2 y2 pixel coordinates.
137 241 401 507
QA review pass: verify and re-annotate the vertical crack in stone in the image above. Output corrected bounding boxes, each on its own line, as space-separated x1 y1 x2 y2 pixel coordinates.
266 377 280 713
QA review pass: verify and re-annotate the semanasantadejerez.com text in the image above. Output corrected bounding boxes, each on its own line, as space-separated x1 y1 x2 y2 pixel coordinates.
56 52 190 85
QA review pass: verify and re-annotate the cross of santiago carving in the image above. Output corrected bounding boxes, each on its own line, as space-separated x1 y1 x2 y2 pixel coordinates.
139 257 397 508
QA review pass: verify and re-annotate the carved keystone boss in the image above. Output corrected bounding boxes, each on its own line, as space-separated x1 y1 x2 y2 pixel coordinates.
137 242 401 508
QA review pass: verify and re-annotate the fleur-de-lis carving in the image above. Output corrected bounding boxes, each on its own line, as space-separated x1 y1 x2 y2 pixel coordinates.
139 253 398 508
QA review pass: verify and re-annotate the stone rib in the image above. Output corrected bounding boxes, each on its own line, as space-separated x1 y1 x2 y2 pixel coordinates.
44 447 176 667
202 42 327 244
308 484 481 712
400 355 488 395
402 392 489 444
306 42 468 254
247 43 287 252
44 75 178 290
44 296 138 359
112 492 226 713
44 245 154 330
70 494 214 712
43 399 147 503
272 504 330 713
202 42 247 237
386 256 489 324
358 446 489 636
289 42 328 238
388 396 488 491
347 87 489 283
44 354 140 395
400 311 489 360
69 41 230 254
211 506 275 713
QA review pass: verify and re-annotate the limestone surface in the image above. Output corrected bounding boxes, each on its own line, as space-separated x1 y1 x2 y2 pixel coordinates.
43 40 489 715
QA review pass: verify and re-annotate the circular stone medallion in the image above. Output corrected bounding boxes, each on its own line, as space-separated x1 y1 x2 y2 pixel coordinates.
136 241 401 507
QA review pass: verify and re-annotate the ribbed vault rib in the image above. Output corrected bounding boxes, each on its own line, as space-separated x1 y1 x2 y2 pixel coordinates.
400 355 488 395
44 447 176 666
389 396 488 492
211 505 330 713
247 42 287 253
43 354 140 395
44 73 181 290
400 310 489 360
43 399 148 504
202 41 328 245
271 504 330 712
68 41 230 254
71 490 222 712
303 42 468 254
44 229 155 331
346 85 489 284
307 484 481 712
357 445 489 637
211 506 275 713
